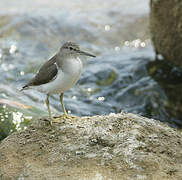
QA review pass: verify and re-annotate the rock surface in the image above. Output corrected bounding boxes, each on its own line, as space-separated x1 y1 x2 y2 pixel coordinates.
0 113 182 180
150 0 182 68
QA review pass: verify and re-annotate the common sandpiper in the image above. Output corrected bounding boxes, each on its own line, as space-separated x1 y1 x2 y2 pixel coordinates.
21 42 96 124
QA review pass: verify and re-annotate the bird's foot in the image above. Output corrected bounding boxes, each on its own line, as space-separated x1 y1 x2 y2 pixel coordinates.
49 117 54 125
48 116 64 125
49 116 66 124
58 114 76 120
48 114 76 125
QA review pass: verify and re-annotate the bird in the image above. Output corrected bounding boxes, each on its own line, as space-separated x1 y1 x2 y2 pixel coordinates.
21 42 96 125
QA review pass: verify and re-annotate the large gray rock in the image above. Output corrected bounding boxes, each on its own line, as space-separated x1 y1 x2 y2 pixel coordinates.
0 113 182 180
150 0 182 68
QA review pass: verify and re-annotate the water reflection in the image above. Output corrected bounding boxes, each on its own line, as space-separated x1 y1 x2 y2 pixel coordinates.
20 71 24 76
124 39 150 48
9 44 17 54
98 96 105 101
104 25 111 31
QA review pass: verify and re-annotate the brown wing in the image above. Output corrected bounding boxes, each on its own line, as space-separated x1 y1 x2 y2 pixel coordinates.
25 54 58 87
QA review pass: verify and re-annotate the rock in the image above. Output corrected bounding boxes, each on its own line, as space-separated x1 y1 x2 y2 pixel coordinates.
0 113 182 179
150 0 182 68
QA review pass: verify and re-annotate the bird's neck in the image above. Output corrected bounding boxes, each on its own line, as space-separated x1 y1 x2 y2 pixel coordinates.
56 52 74 68
56 53 82 73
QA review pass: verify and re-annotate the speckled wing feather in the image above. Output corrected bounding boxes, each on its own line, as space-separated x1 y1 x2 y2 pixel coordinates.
23 54 58 88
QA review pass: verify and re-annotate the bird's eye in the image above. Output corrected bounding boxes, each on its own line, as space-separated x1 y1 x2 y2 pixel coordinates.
69 47 73 50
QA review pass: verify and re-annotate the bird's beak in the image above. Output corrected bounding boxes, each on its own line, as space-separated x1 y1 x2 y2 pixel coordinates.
78 50 96 58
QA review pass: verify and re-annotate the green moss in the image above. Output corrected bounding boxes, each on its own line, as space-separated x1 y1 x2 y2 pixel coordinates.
97 71 117 86
0 106 16 141
0 103 46 141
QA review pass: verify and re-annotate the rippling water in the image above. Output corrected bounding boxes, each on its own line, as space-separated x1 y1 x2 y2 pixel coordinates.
1 0 182 140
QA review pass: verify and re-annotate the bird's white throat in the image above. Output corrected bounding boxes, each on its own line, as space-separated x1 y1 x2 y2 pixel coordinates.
61 56 83 74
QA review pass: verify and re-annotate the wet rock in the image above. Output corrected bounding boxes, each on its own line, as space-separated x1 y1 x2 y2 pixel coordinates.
0 112 182 179
150 0 182 68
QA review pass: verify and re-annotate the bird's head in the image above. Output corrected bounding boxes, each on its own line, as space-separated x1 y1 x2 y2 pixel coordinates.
60 42 96 58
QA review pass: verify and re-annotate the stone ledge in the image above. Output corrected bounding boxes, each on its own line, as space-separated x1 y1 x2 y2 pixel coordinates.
0 112 182 180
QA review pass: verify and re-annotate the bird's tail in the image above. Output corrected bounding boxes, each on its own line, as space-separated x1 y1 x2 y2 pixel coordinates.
20 85 29 91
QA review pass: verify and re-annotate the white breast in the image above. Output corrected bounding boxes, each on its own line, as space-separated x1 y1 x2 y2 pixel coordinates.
35 57 83 94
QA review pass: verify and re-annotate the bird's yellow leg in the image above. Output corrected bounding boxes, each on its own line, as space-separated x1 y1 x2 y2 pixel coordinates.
45 95 53 125
59 93 76 119
60 93 67 116
46 93 76 124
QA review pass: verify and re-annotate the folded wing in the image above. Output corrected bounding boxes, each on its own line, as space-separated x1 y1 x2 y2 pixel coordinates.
22 55 58 89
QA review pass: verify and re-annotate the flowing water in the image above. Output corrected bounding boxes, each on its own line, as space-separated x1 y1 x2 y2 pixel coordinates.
0 0 182 140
